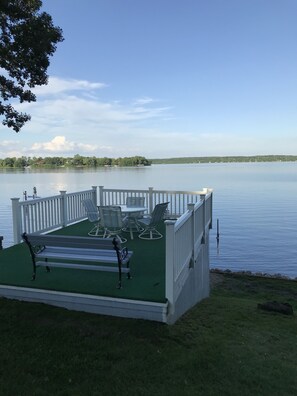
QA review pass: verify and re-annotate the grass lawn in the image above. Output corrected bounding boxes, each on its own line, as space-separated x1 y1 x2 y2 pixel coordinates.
0 272 296 395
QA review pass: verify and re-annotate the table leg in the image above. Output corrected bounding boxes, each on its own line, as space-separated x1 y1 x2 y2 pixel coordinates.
123 214 144 240
130 225 134 240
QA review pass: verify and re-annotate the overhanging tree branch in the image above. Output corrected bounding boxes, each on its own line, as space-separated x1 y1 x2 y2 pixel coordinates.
0 0 63 132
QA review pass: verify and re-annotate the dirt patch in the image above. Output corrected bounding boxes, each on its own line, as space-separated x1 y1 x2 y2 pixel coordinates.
210 272 224 289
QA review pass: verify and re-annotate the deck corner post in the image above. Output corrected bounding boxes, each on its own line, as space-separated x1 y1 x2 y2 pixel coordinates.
202 197 206 243
91 186 97 205
187 203 196 263
59 190 67 228
200 187 208 200
209 190 213 229
148 187 154 214
165 219 176 320
11 197 21 244
99 186 104 206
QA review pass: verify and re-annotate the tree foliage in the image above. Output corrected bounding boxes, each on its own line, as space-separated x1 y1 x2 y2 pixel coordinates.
0 0 63 132
0 155 152 168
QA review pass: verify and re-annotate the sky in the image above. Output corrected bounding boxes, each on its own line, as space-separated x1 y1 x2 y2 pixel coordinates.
1 0 297 159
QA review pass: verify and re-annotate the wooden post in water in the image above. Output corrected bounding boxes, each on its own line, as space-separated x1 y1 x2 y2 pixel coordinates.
216 219 220 242
216 218 220 256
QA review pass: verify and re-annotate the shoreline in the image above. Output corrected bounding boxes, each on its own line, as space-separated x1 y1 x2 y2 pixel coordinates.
210 268 297 281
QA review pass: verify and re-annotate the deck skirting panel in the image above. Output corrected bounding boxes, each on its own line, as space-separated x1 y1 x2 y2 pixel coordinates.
0 285 168 323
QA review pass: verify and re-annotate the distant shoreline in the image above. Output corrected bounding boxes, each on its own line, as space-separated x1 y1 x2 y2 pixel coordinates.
150 155 297 164
1 155 297 169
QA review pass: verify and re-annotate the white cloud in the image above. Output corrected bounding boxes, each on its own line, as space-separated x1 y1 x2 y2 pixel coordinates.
133 97 155 105
30 136 97 154
32 76 106 96
0 140 18 148
0 140 23 158
16 77 170 128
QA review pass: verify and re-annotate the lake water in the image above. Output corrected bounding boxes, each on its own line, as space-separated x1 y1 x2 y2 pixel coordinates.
1 162 297 278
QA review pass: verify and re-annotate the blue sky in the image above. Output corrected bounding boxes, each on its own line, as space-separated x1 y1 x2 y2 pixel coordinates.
1 0 297 159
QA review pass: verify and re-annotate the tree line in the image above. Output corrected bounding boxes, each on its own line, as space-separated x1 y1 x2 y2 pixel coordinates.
0 155 151 168
151 155 297 164
2 154 296 168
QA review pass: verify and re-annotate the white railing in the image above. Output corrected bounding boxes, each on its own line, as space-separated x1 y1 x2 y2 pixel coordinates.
98 186 210 217
165 193 212 323
11 185 212 245
11 188 96 243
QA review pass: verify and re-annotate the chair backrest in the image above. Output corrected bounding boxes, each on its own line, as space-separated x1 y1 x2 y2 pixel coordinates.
126 196 145 207
99 206 123 229
82 199 100 222
149 202 169 226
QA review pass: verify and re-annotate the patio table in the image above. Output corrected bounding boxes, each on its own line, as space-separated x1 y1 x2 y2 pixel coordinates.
119 205 147 240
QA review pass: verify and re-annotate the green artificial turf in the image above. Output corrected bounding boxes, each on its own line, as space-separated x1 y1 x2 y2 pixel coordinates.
0 221 166 302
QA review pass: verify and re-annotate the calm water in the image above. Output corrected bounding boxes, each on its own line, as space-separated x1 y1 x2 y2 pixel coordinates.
1 163 297 278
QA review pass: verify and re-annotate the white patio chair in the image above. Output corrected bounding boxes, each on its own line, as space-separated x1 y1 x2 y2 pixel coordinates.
99 205 128 243
138 202 169 240
82 198 104 237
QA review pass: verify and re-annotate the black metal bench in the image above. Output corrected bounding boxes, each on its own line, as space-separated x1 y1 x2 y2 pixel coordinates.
22 233 133 288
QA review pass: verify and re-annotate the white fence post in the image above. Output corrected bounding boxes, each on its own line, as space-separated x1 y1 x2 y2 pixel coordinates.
11 198 22 244
59 191 67 227
99 186 104 206
187 203 195 267
165 219 176 319
91 186 97 205
200 188 207 200
199 192 206 244
208 190 213 229
148 187 154 214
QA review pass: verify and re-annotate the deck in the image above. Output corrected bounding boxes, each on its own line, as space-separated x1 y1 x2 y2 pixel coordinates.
6 186 213 323
0 220 168 322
